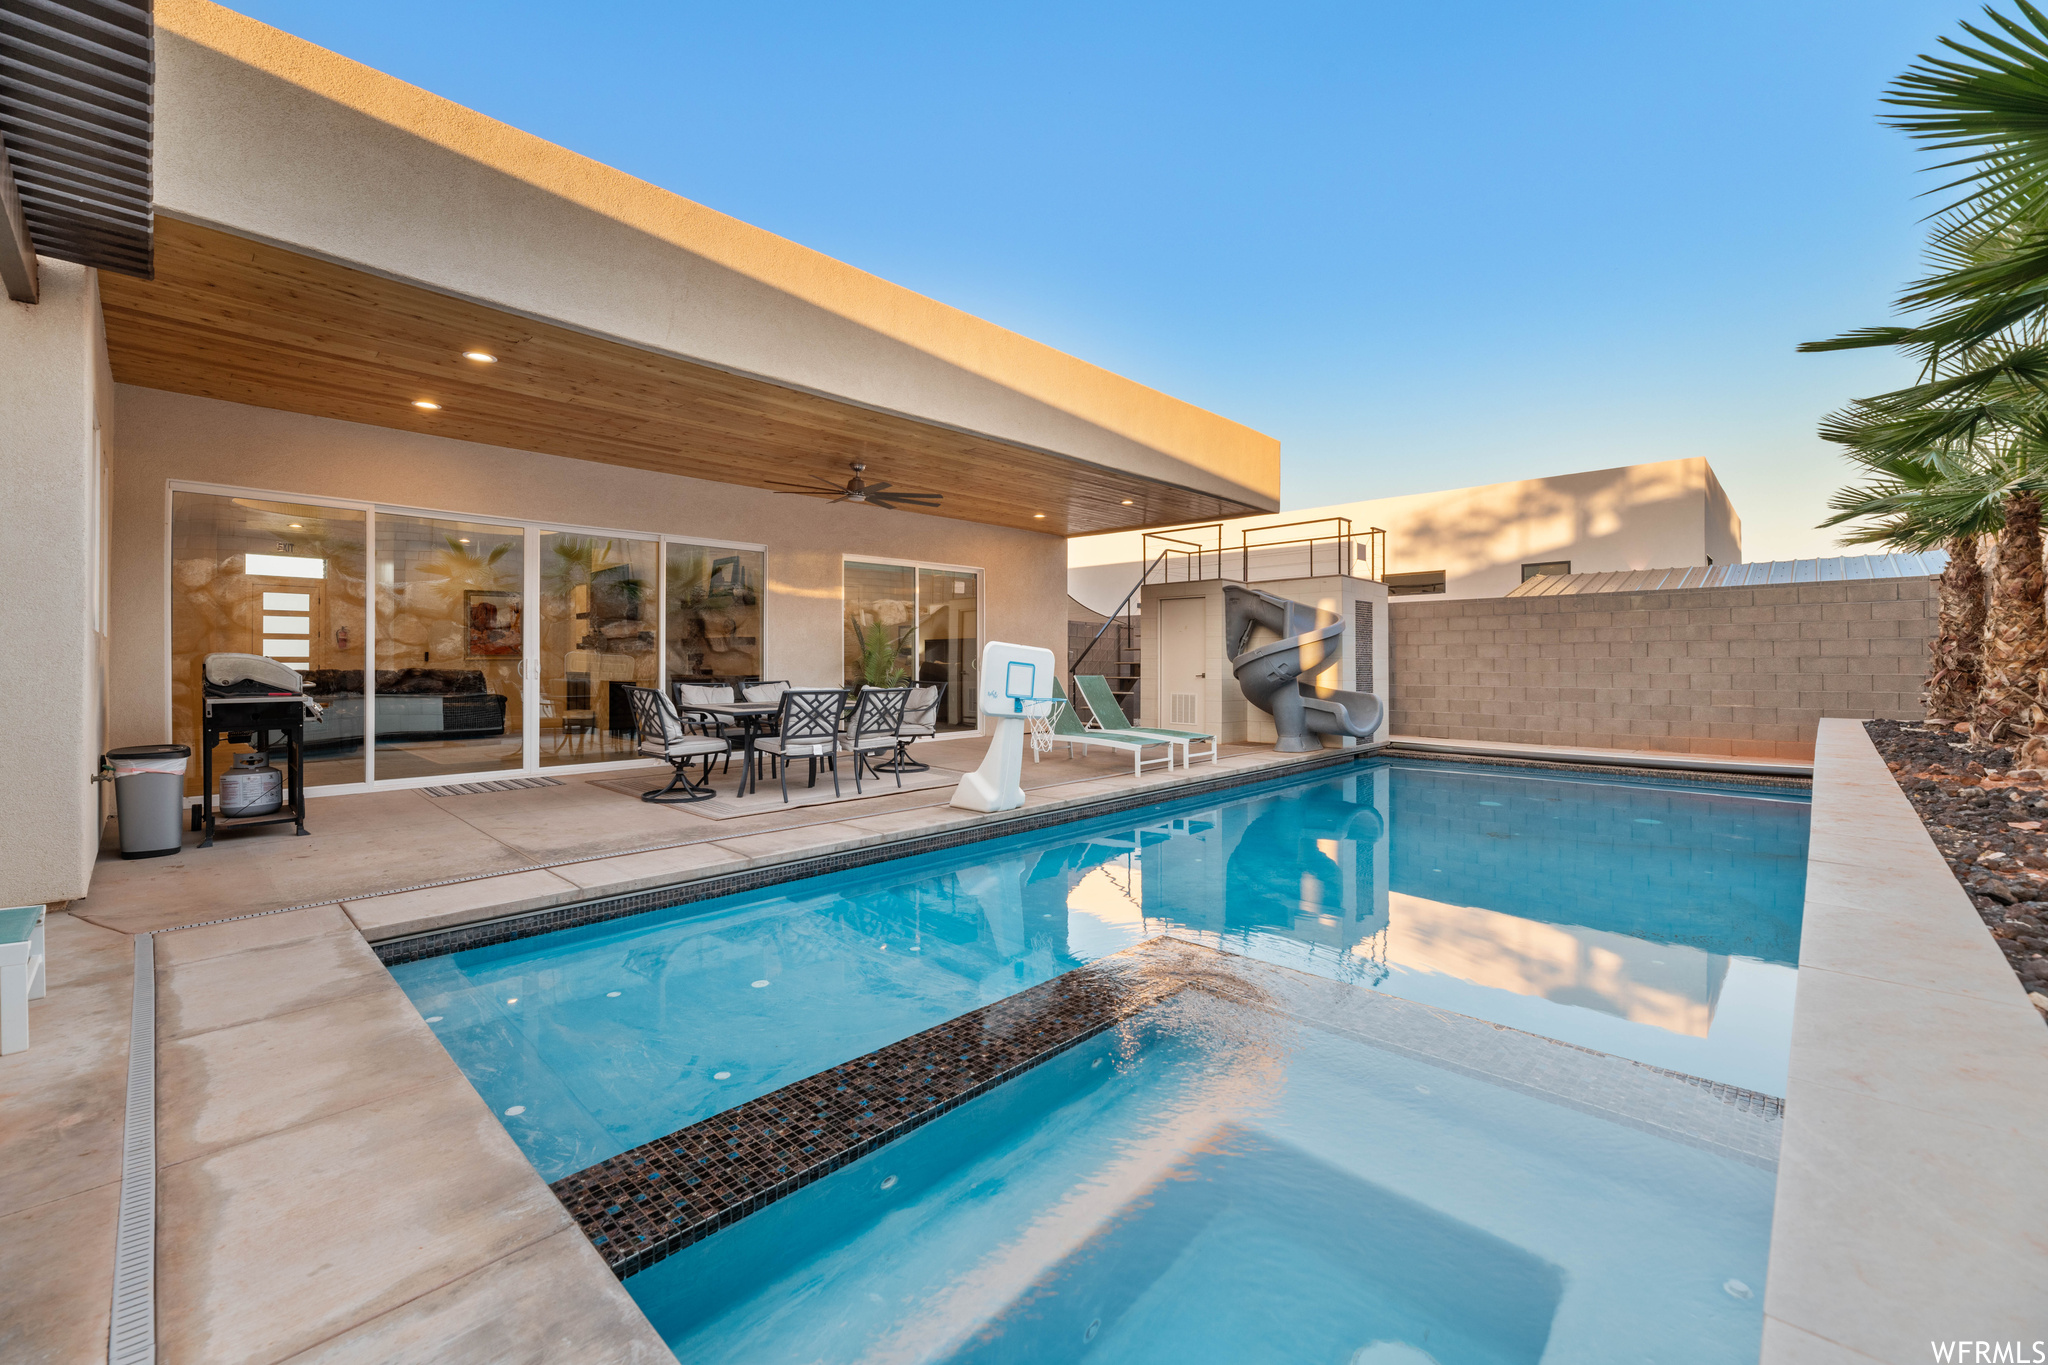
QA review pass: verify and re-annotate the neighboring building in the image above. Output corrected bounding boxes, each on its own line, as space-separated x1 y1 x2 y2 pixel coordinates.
0 0 1279 909
1068 457 1742 613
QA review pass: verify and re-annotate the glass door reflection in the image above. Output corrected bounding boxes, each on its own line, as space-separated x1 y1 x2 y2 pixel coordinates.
915 568 979 732
540 532 658 766
372 513 525 779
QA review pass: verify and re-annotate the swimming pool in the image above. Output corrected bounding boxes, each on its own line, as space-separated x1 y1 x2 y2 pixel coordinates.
622 950 1780 1364
392 758 1808 1182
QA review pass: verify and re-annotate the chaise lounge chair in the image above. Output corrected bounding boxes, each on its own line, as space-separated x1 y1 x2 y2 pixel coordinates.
1046 679 1175 776
1073 673 1218 768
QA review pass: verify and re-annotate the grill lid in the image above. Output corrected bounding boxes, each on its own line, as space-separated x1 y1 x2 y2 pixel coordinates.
202 652 306 695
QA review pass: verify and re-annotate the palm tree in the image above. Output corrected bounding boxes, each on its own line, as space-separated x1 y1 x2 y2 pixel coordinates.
1801 4 2048 367
1820 444 1992 721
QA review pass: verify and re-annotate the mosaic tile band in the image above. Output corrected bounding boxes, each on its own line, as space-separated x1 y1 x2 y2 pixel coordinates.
551 955 1183 1278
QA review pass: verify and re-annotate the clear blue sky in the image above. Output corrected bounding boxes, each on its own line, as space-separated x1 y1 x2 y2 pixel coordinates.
223 0 1967 560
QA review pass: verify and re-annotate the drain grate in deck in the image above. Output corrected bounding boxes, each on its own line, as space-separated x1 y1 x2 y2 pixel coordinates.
422 777 565 798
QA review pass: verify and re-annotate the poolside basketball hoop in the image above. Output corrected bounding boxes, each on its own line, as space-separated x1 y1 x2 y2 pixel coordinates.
950 641 1056 812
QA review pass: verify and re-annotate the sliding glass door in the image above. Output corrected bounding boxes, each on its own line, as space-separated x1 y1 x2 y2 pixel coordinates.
538 532 659 767
843 559 982 733
372 512 526 779
171 484 766 790
169 491 368 794
666 542 765 685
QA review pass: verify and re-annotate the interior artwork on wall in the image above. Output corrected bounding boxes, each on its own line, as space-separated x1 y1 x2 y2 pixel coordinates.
464 591 523 659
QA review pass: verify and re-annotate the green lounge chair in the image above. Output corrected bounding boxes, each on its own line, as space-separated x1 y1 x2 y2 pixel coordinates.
1047 680 1174 776
1073 673 1218 768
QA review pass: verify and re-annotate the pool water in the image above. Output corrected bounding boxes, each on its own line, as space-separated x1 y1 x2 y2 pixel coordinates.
392 759 1808 1182
626 981 1778 1364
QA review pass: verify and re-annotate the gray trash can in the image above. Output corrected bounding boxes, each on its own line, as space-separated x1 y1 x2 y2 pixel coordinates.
105 744 191 860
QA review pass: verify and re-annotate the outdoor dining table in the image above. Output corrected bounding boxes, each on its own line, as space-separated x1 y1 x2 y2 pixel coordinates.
692 701 780 796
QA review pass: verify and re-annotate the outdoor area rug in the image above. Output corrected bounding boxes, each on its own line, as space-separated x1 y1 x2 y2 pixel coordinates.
585 761 959 818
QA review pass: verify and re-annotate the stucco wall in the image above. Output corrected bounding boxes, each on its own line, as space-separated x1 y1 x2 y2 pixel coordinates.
1704 465 1741 568
1388 579 1937 761
1069 458 1739 614
1 262 115 905
106 386 1066 753
150 0 1278 513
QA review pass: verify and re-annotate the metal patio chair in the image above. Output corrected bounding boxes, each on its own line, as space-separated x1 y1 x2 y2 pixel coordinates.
751 687 848 801
627 686 728 803
877 681 945 772
672 681 743 775
840 685 910 793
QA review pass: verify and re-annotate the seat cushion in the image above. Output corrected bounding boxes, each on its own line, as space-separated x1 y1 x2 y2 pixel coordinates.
678 684 734 706
744 682 788 706
755 735 833 756
898 724 936 737
640 737 728 759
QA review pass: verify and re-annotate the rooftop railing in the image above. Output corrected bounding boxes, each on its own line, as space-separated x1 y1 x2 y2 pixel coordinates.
1141 518 1386 586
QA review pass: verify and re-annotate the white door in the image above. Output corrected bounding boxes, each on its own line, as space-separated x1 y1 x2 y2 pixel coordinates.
1159 597 1206 728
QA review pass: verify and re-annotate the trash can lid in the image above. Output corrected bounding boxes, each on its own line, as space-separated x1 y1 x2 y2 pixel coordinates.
106 744 192 759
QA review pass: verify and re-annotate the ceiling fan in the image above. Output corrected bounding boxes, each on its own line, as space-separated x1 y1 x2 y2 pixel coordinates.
768 462 943 510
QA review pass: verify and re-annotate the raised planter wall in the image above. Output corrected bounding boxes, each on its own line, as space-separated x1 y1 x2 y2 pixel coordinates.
1389 578 1938 761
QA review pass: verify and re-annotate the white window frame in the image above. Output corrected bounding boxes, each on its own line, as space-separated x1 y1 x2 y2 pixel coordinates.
164 480 770 798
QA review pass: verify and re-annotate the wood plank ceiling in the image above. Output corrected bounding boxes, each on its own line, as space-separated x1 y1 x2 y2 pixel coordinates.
98 218 1263 536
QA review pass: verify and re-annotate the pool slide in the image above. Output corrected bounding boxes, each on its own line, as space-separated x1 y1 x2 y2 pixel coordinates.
1223 584 1383 752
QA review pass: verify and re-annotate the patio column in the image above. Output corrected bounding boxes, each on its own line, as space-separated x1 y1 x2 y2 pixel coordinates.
0 260 113 905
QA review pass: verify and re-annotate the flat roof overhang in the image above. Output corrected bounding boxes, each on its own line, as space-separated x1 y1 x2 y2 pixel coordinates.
100 216 1268 537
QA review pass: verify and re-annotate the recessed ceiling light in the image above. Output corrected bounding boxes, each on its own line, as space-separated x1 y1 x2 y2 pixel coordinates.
413 400 441 410
463 351 497 363
1121 499 1134 506
1033 513 1046 519
457 538 470 544
287 523 302 529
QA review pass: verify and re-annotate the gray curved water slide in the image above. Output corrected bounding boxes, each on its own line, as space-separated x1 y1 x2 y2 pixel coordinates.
1223 584 1384 752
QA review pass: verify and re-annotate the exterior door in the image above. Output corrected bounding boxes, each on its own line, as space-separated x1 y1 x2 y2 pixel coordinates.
1159 597 1206 728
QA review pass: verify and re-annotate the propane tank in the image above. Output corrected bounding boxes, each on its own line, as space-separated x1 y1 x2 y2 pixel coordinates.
219 751 283 817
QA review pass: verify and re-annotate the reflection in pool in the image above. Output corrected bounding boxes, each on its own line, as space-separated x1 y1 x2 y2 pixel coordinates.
394 758 1808 1184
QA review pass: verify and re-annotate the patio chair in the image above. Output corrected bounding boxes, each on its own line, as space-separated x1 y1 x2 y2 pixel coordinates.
840 685 910 793
1074 673 1218 768
1047 679 1174 776
627 686 728 803
672 681 742 774
878 682 945 772
752 687 847 801
742 679 790 734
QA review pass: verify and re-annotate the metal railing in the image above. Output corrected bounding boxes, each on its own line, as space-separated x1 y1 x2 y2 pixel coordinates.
1070 549 1168 697
1139 519 1387 586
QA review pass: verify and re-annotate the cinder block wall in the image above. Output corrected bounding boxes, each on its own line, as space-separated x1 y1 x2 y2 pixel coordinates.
1389 578 1940 761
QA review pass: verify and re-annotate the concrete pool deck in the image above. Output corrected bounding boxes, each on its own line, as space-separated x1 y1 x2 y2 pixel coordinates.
2 736 1365 1363
1760 719 2048 1363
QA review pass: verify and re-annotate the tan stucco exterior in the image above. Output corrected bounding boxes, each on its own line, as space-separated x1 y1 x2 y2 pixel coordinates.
104 387 1067 755
1071 458 1744 613
149 0 1279 515
0 262 114 905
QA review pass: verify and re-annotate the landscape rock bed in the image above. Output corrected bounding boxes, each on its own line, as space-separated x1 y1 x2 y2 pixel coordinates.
1865 719 2048 1021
